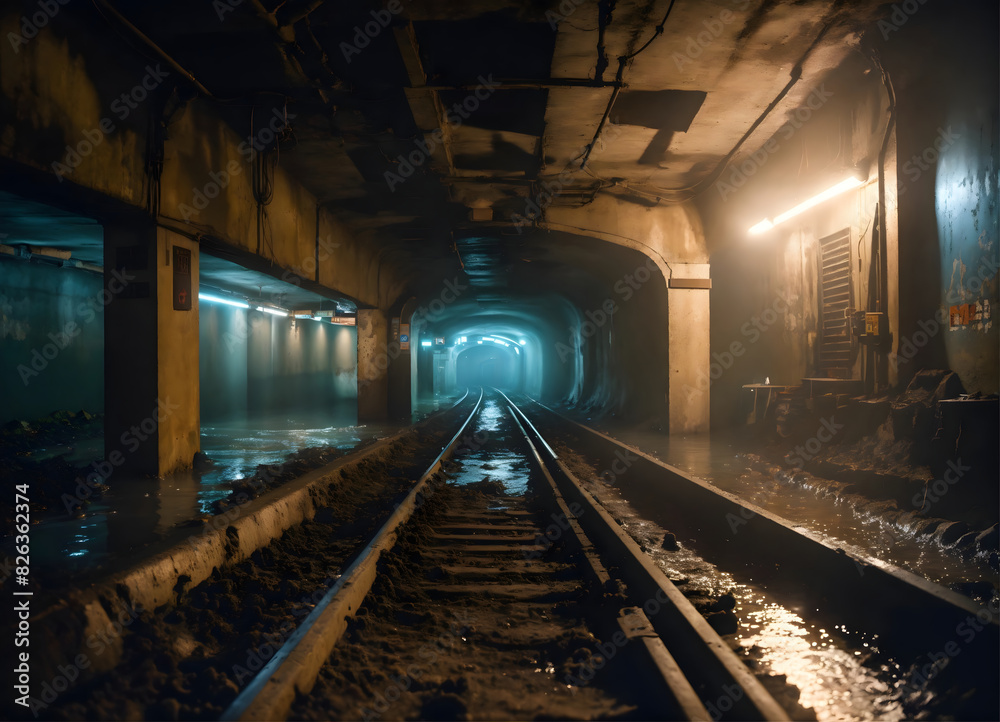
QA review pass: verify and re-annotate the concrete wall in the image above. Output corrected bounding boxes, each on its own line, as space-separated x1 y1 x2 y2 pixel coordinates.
0 3 148 208
882 0 999 394
0 2 406 314
701 0 999 429
157 100 401 310
700 51 897 426
198 303 249 422
200 303 357 422
544 198 710 431
0 258 104 422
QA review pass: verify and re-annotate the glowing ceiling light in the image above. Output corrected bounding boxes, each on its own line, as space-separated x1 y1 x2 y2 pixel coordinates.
748 176 865 235
519 339 527 346
748 219 774 235
199 292 249 309
256 305 288 317
421 340 432 347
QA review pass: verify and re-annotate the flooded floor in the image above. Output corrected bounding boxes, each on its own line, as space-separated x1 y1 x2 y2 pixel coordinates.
536 410 996 720
599 428 996 590
21 409 397 577
615 508 904 721
19 394 469 578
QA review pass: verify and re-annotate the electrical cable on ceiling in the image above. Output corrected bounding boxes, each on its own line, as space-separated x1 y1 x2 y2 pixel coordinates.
580 0 679 171
592 9 840 204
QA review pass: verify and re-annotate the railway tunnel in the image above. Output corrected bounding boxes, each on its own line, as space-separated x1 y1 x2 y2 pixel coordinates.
1 0 998 720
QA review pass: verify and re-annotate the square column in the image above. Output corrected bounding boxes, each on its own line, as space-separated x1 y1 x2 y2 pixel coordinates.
667 264 711 433
357 308 388 421
104 221 200 477
387 313 412 420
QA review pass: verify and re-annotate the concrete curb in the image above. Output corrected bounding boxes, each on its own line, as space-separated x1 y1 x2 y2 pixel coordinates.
531 401 998 693
222 390 484 721
30 406 459 692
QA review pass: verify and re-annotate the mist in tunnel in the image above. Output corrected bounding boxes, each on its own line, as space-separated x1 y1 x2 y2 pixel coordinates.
405 234 670 424
456 345 519 389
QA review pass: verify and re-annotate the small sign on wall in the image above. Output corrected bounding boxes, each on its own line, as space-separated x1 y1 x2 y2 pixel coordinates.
400 323 410 350
173 246 192 310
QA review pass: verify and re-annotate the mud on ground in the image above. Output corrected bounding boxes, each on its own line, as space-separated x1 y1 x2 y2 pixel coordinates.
293 480 646 721
15 399 476 721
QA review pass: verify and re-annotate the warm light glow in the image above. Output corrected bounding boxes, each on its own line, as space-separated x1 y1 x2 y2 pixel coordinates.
199 292 249 309
748 219 774 235
748 176 864 235
256 305 288 317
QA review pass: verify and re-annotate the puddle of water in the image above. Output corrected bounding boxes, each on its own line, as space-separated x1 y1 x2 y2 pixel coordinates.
449 396 531 496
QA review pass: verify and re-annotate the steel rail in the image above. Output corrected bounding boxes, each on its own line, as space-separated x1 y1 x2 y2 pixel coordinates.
221 389 484 721
499 389 790 721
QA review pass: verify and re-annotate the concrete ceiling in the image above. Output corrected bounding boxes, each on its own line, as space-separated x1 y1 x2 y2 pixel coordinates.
0 191 104 265
0 191 344 311
54 1 891 313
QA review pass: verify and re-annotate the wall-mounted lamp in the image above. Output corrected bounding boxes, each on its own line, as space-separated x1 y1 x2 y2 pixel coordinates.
748 173 866 236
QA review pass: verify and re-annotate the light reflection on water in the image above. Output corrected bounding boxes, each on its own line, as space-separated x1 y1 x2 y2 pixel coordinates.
614 510 905 721
26 409 401 576
587 426 1000 719
195 412 383 513
23 396 471 582
607 430 995 588
449 397 531 496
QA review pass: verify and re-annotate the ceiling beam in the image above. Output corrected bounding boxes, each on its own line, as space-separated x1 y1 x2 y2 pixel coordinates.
393 23 456 177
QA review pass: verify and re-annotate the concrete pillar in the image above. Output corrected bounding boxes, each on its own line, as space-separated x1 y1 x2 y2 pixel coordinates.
667 264 711 433
432 349 447 395
387 302 415 420
104 221 200 477
357 308 388 421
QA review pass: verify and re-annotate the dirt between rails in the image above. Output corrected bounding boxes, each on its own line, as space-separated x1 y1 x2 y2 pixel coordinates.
292 479 647 722
33 399 476 722
523 413 817 721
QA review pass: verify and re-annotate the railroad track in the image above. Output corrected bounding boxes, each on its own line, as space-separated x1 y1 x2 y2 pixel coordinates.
23 386 996 720
222 388 789 721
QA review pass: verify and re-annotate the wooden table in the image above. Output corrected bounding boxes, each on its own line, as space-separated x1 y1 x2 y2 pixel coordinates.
742 384 795 424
